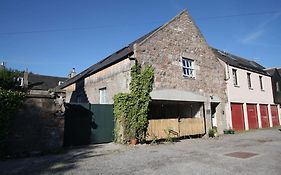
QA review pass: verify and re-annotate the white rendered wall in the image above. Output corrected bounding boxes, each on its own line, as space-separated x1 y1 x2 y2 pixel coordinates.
226 65 274 104
221 62 275 130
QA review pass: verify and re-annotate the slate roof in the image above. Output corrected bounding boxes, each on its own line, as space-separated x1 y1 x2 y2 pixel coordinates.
28 73 67 90
212 48 269 76
58 27 160 89
278 68 281 75
265 67 281 77
265 68 276 76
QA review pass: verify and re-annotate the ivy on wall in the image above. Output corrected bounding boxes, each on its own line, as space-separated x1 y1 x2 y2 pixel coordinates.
113 62 154 143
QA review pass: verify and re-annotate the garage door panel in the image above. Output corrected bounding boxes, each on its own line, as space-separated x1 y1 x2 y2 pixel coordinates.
231 103 244 131
271 105 279 127
247 104 258 129
260 105 269 128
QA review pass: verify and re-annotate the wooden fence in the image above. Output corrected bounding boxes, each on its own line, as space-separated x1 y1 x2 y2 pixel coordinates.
146 118 205 140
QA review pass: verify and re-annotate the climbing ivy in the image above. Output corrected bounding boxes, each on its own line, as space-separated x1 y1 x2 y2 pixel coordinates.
113 62 154 143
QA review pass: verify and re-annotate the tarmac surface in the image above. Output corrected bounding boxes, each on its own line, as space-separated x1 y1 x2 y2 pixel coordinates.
1 128 281 175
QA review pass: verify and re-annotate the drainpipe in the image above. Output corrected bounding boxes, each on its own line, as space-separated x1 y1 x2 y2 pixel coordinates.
225 64 230 81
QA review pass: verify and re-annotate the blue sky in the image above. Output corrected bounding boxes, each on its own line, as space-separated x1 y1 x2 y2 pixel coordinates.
0 0 280 77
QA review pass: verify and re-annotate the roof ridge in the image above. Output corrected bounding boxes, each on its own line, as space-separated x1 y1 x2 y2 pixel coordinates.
28 72 67 79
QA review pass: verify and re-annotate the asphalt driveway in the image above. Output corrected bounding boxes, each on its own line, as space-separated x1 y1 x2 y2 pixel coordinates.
1 128 281 175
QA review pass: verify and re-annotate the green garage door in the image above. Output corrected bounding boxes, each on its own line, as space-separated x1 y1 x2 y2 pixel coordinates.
64 103 114 146
89 104 114 144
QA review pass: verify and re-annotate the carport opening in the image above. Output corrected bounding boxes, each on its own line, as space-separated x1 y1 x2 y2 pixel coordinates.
146 100 205 140
148 100 203 120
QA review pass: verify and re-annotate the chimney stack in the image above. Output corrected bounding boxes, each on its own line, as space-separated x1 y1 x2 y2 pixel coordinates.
68 68 76 78
0 62 5 70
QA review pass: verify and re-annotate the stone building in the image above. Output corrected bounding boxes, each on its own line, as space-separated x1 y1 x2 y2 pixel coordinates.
59 10 228 137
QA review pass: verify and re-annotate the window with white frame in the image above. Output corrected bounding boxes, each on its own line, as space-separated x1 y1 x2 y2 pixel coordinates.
232 69 238 86
247 73 252 89
99 87 107 104
182 57 194 78
259 76 264 90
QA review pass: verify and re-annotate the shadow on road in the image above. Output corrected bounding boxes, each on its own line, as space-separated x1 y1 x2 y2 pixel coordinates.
0 144 106 175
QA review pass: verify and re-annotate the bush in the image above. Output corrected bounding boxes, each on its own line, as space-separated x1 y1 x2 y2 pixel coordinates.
208 128 216 137
0 88 25 156
0 68 25 157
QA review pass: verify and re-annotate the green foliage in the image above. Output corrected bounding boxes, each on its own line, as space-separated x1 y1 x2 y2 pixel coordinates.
0 68 23 90
164 127 174 142
113 62 154 143
0 68 25 157
150 134 158 145
0 88 25 139
208 128 215 137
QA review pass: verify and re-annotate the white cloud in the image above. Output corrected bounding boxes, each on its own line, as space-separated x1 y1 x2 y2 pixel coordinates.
241 30 264 43
241 13 280 44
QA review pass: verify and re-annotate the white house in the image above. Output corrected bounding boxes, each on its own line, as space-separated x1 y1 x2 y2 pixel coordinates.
213 48 280 131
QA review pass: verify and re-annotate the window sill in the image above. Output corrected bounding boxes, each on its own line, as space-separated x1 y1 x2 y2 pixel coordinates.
183 75 195 80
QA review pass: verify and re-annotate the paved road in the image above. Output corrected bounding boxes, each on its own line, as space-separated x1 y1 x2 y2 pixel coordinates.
1 128 281 175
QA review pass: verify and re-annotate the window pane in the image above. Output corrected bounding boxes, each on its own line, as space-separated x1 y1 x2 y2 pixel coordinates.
232 69 238 86
247 73 252 88
99 88 107 104
259 76 263 90
182 60 186 67
187 60 191 68
183 68 187 76
189 69 193 76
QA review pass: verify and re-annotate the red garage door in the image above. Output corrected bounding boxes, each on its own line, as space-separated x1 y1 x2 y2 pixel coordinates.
231 103 244 131
271 105 279 127
260 105 269 128
247 104 258 129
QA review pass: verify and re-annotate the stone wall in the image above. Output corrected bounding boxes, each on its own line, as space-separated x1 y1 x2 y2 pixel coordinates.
135 11 228 133
84 59 133 104
5 94 64 156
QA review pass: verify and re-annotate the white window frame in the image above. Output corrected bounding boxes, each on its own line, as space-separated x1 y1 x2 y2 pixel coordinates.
182 57 195 78
232 69 238 86
99 87 107 104
247 72 252 89
259 76 264 91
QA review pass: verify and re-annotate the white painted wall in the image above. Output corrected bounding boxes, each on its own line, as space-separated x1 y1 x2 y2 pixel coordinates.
226 65 274 104
220 61 275 130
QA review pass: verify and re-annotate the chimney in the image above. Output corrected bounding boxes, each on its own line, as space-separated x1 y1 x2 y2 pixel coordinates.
0 62 5 70
68 68 76 78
